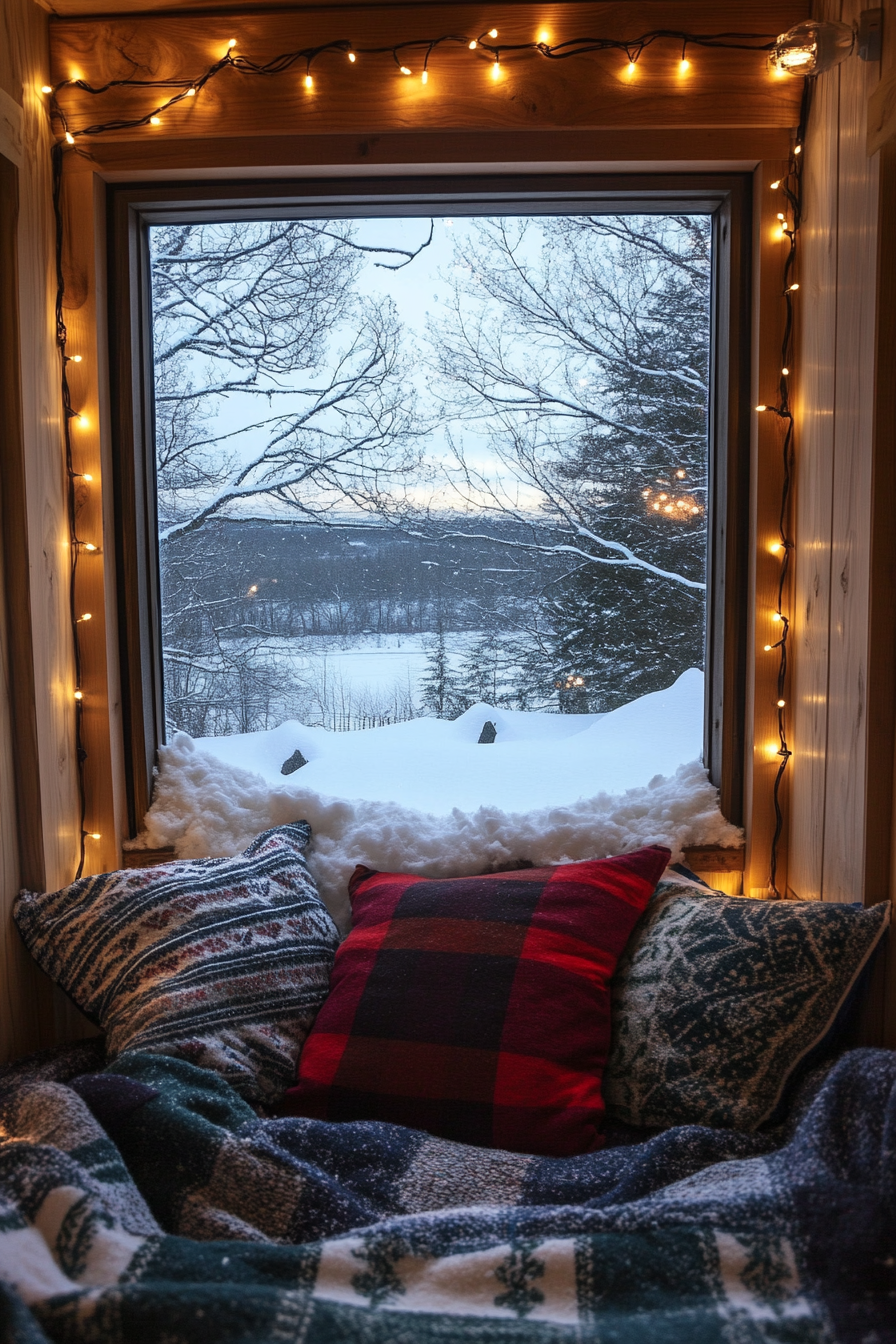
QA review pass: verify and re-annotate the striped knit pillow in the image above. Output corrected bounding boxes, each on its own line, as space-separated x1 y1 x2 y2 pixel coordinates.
14 823 339 1108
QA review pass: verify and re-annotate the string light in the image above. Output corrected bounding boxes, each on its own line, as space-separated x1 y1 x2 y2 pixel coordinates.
757 92 808 898
87 832 101 840
81 472 93 482
74 690 83 701
77 612 92 622
304 73 313 88
45 21 787 888
47 27 780 150
70 354 82 362
421 70 429 84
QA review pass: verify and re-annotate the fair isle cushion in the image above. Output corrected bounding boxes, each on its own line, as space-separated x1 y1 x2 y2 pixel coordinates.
602 879 891 1131
14 823 339 1108
282 846 670 1157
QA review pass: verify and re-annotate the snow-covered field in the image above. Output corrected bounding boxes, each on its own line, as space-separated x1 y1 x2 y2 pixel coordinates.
193 671 697 813
137 668 742 927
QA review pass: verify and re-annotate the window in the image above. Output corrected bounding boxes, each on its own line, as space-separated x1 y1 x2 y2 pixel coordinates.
109 176 751 835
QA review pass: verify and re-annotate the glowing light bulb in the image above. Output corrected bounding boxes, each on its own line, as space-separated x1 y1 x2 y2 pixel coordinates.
642 489 650 497
653 503 660 511
491 60 501 79
664 504 673 513
78 612 92 622
83 543 97 552
71 354 82 362
794 144 802 154
421 69 428 83
489 29 498 38
756 404 768 412
676 469 686 478
690 506 699 514
88 832 101 840
150 116 161 125
538 30 550 42
772 612 783 622
187 87 196 96
469 40 478 49
789 283 800 291
228 38 237 48
679 57 690 72
65 131 75 144
400 65 412 76
41 85 53 94
304 74 313 88
764 643 773 651
677 499 686 507
348 52 356 62
77 414 89 427
626 61 637 75
74 690 83 701
249 584 258 594
82 473 93 482
777 699 786 708
770 179 781 189
659 494 668 501
770 542 782 553
781 367 790 376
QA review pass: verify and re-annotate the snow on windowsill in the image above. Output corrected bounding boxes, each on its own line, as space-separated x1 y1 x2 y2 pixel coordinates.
133 668 742 930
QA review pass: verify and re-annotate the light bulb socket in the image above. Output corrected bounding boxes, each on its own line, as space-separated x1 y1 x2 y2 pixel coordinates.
770 19 855 76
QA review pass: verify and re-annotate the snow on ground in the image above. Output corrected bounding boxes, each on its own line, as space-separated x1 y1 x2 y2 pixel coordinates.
135 668 742 929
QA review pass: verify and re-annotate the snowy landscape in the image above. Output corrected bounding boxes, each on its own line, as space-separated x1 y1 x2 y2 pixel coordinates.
147 209 717 867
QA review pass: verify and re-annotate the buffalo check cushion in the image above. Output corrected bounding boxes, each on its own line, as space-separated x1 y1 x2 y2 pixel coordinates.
282 845 670 1156
14 823 339 1109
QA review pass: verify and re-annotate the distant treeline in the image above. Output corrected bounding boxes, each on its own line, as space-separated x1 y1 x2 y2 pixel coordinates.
161 518 561 639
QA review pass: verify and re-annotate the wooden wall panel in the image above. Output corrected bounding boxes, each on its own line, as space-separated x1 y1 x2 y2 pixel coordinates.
788 6 838 901
48 3 806 148
822 6 880 900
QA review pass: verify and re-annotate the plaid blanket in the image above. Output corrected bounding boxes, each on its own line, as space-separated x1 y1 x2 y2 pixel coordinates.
1 1045 894 1343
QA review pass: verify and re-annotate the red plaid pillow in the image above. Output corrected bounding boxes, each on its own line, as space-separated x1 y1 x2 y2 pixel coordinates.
282 847 669 1156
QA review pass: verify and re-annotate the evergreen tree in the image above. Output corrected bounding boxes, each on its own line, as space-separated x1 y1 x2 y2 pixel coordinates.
419 622 465 718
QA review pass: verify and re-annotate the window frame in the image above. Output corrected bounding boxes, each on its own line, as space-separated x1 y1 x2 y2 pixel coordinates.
107 171 752 837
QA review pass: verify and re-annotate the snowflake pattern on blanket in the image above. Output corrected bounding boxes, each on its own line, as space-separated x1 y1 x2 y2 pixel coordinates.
0 1047 895 1342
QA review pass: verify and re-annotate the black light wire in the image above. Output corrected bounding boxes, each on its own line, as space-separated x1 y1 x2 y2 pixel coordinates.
47 26 788 883
767 79 812 898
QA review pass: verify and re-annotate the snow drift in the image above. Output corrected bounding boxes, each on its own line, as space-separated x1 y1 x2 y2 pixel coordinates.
133 669 742 929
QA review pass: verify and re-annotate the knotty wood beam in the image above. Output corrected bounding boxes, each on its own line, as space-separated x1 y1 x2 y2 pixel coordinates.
49 3 806 154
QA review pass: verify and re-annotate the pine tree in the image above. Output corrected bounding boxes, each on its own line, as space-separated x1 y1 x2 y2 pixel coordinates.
419 622 464 718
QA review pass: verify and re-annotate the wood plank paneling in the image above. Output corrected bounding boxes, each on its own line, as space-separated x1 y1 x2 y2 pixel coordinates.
83 126 794 180
788 5 839 901
49 4 805 144
820 0 880 902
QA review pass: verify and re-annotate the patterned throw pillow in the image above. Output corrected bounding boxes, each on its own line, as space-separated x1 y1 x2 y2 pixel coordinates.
281 846 670 1156
14 823 339 1108
603 879 891 1131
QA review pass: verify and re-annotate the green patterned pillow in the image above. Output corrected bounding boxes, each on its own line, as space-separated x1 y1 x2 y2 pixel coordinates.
603 880 890 1131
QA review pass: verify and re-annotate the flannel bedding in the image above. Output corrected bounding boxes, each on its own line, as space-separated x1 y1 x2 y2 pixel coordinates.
1 1044 894 1343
